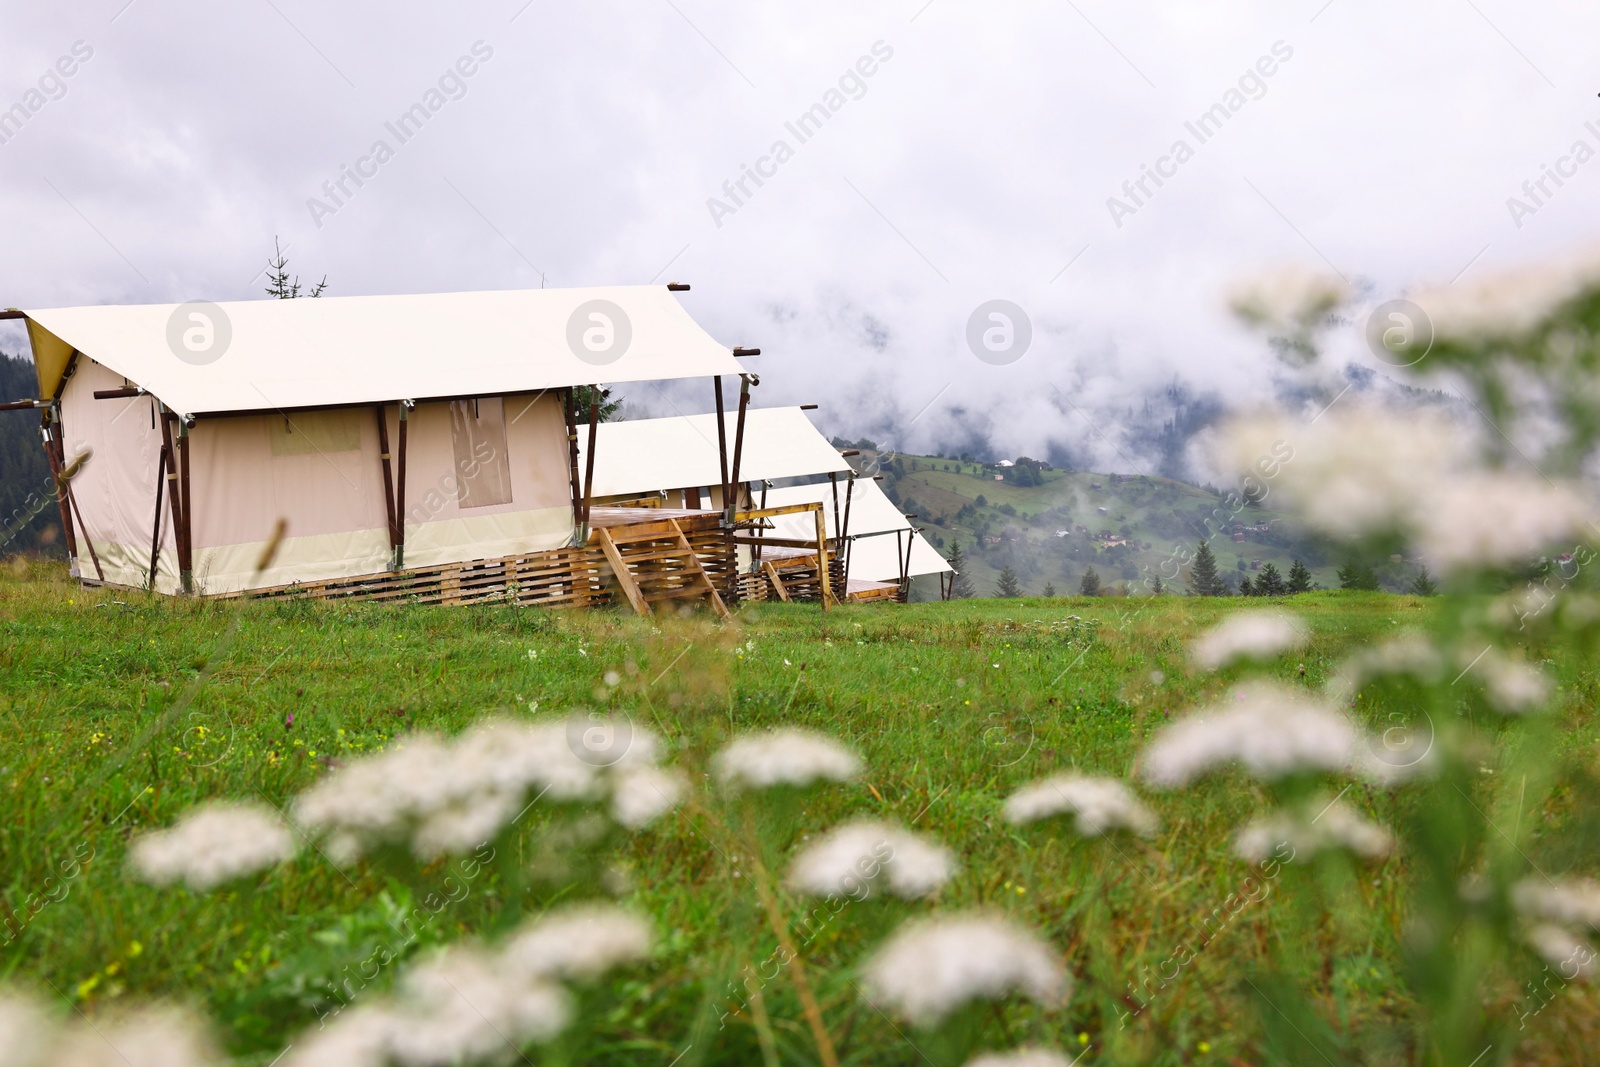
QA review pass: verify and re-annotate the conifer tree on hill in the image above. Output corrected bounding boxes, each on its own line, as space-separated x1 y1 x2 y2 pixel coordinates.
1187 540 1228 596
1256 562 1287 596
946 540 976 599
1079 567 1102 597
1287 558 1313 594
995 566 1022 598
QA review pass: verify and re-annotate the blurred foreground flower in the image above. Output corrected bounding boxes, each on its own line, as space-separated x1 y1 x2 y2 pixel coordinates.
0 997 221 1067
1003 774 1156 837
1207 408 1595 572
1189 611 1308 671
294 717 655 860
1233 799 1394 864
1228 265 1349 337
1138 682 1359 788
786 820 954 900
285 904 650 1067
860 913 1067 1027
713 728 861 790
964 1049 1074 1067
128 802 295 891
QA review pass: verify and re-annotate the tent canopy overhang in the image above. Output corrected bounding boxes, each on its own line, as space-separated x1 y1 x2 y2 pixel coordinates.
15 284 744 417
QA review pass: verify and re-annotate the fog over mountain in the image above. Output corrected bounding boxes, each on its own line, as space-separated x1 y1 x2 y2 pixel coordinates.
1 1 1595 477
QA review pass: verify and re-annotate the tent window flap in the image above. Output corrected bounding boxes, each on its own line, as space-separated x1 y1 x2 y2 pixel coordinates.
450 397 513 508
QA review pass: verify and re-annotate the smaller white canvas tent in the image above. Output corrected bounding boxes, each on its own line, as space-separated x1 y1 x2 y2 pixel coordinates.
576 406 850 509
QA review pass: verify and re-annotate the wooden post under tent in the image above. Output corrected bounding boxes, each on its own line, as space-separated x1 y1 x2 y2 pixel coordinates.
574 404 853 605
2 285 783 616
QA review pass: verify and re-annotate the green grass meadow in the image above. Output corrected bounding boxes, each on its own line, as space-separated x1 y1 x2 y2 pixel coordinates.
2 561 1596 1064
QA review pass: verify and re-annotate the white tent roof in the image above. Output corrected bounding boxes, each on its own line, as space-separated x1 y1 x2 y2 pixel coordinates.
22 285 743 416
761 480 951 581
578 406 849 499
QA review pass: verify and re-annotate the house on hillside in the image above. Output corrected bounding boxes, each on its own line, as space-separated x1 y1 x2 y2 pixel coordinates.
1 285 773 615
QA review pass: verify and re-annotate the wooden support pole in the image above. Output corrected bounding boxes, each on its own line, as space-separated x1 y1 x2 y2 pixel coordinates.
712 376 729 515
396 402 410 570
40 417 77 563
177 421 194 593
728 375 751 520
763 560 792 603
376 403 398 562
157 412 183 574
814 505 833 610
581 389 600 534
841 473 856 585
563 388 584 540
148 444 166 588
63 470 103 583
829 472 841 541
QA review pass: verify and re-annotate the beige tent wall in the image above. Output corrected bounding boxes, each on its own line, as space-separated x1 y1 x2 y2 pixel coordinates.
58 358 179 591
187 407 390 594
397 393 574 570
187 392 574 593
59 360 575 595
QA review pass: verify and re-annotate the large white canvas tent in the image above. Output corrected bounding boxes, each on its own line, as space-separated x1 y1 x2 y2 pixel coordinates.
7 286 744 596
576 406 850 508
760 480 951 591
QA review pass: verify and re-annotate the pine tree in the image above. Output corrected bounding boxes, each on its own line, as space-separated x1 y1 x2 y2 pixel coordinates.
264 237 327 299
1409 565 1438 596
1338 559 1381 591
571 385 623 423
1256 562 1287 596
946 541 976 599
1078 567 1102 597
1187 540 1227 596
1042 582 1057 597
1287 558 1313 594
1150 574 1164 595
995 566 1023 598
1239 575 1256 596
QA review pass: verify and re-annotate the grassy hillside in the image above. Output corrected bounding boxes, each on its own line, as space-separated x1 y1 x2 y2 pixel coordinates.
857 450 1425 600
0 563 1595 1064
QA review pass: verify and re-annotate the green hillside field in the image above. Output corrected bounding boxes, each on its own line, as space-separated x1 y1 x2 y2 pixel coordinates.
0 561 1595 1065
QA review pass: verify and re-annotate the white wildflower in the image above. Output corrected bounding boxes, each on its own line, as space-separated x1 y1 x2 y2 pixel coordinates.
1206 409 1469 541
0 993 57 1067
281 1005 398 1067
1228 265 1349 334
964 1050 1074 1067
860 914 1067 1027
1003 774 1156 837
1416 474 1593 573
52 1006 219 1067
1325 634 1445 704
1233 800 1394 864
1412 246 1600 342
1472 649 1554 714
610 766 685 829
713 728 861 790
1525 923 1598 979
786 820 954 900
1512 877 1600 931
386 947 570 1067
295 720 639 859
128 802 295 891
1190 611 1308 671
1138 682 1359 788
501 904 653 982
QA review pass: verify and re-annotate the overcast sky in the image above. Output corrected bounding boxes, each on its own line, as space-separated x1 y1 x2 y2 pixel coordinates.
2 0 1597 471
